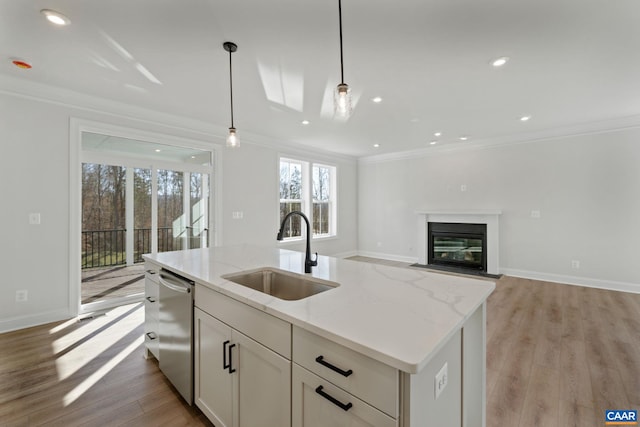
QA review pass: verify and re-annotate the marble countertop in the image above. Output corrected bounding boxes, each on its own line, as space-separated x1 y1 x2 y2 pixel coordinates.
144 245 495 374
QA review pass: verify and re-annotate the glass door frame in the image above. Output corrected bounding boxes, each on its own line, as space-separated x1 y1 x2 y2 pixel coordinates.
70 118 222 316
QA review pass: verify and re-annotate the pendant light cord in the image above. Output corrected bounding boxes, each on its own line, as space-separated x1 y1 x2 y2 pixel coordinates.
338 0 345 85
228 49 235 128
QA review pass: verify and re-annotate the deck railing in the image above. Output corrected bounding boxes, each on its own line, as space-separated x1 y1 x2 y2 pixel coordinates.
81 227 175 268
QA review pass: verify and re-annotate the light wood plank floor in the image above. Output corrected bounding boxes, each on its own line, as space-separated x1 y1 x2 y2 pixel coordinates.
81 265 145 305
2 258 639 426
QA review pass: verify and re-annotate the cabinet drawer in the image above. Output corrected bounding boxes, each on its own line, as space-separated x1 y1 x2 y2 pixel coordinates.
293 326 398 417
145 278 159 301
292 364 397 427
195 284 291 359
145 261 161 284
144 312 159 359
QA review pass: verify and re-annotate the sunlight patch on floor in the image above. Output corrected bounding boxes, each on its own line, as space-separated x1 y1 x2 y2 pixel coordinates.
63 334 144 406
52 303 143 381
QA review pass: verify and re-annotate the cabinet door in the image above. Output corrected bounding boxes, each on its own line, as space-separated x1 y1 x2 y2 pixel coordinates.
292 364 396 427
194 308 234 427
234 330 291 427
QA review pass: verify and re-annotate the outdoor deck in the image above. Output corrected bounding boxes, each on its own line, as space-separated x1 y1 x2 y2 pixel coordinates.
81 264 145 305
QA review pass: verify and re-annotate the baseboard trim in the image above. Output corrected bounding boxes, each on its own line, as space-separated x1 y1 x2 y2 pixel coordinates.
332 250 359 259
500 268 640 294
0 309 73 334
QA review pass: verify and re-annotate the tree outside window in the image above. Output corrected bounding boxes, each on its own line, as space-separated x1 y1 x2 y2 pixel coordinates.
279 158 336 240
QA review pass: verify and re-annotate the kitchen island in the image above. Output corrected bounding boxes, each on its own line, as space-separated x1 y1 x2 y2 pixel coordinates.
144 245 495 427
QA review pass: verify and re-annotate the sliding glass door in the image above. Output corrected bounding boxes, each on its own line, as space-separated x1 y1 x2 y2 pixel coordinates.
80 132 213 311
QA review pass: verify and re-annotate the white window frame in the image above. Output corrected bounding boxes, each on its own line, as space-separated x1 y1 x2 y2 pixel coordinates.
278 156 337 242
70 118 222 316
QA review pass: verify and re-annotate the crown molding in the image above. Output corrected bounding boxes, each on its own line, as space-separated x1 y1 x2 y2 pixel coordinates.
0 74 356 162
359 114 640 164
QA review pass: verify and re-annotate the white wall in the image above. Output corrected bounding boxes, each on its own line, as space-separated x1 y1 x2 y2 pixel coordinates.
0 90 358 332
358 129 640 292
222 143 358 256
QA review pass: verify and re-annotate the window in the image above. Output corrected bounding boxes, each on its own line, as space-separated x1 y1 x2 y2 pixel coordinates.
279 158 336 240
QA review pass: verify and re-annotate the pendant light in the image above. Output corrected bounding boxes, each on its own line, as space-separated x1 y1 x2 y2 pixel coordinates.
334 0 352 119
223 41 239 148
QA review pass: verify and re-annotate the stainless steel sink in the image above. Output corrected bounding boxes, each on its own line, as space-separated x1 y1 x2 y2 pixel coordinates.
222 268 338 300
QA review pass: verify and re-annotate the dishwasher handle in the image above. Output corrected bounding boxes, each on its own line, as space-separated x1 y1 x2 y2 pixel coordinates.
159 274 192 294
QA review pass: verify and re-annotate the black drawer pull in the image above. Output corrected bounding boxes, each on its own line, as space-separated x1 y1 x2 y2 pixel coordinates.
315 385 353 411
315 355 353 377
145 296 156 303
146 332 157 340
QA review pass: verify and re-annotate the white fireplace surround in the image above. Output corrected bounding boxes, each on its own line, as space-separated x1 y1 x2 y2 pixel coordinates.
416 210 502 275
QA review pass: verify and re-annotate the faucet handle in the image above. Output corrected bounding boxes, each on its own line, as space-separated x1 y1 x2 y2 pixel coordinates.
311 252 318 266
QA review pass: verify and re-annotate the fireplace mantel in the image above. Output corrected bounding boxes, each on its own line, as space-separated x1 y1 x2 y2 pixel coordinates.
416 210 502 274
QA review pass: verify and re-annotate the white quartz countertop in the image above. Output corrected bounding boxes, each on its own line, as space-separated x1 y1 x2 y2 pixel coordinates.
144 245 495 374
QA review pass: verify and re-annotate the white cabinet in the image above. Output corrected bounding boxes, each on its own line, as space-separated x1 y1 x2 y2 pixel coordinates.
292 326 398 427
292 364 396 427
193 282 485 427
143 262 160 360
194 286 291 427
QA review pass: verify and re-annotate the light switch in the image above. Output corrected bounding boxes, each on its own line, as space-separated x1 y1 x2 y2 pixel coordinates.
29 213 41 225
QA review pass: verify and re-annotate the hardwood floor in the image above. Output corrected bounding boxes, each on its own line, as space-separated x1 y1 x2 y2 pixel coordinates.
0 303 211 427
1 260 638 426
485 276 640 427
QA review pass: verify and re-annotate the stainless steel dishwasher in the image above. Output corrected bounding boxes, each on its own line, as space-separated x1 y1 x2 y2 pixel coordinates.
158 268 195 404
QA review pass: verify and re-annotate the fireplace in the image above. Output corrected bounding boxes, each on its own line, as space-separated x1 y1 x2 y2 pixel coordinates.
428 222 487 272
416 210 501 275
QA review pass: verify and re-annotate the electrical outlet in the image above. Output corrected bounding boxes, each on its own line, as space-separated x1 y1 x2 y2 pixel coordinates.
232 211 243 219
460 184 467 192
571 260 580 269
435 362 448 399
16 290 28 302
530 210 541 219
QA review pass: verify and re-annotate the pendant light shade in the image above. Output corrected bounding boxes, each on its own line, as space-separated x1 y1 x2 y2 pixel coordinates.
334 0 352 119
223 41 239 148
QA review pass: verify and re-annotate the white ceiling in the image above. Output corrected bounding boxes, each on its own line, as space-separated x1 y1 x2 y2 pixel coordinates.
2 0 640 157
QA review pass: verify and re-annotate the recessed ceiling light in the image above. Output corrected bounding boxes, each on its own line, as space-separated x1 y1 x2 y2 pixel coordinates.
520 115 531 122
459 136 469 141
155 149 161 153
191 156 196 159
429 141 437 145
301 120 310 125
372 97 382 103
373 144 380 148
491 56 509 68
434 132 442 137
40 9 71 26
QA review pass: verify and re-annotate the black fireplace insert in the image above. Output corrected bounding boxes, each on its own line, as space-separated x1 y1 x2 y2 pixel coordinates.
428 222 487 272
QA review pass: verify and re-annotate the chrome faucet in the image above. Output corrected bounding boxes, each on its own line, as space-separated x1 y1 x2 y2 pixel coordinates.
277 211 318 273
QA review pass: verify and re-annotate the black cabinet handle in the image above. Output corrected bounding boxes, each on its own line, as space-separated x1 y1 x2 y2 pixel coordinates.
223 340 236 374
228 344 236 374
223 340 231 371
145 296 156 303
146 332 157 340
315 386 353 411
315 355 353 377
